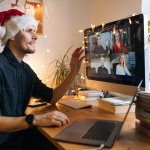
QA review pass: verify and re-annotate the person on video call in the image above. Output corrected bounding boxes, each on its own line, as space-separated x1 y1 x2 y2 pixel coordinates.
90 36 107 55
0 9 84 150
91 36 98 53
97 56 108 77
97 35 107 55
113 30 126 53
116 54 131 76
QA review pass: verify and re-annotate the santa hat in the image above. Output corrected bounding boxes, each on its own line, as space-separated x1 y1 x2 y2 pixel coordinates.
0 9 39 45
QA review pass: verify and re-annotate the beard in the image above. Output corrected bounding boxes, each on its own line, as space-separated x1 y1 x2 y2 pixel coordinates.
20 41 36 54
23 48 35 54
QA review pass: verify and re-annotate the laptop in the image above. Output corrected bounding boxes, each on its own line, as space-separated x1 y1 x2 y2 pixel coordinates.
54 80 143 148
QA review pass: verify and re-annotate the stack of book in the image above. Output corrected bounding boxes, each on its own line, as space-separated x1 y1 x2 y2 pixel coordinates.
135 92 150 137
98 96 135 114
78 90 103 101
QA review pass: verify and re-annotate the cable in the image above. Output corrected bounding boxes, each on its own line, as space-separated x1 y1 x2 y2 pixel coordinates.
83 144 105 150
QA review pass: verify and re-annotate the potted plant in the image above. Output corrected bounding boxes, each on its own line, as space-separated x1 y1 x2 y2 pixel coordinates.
47 45 73 87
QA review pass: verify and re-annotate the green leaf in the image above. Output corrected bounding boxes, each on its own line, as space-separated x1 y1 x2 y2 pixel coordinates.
48 45 73 87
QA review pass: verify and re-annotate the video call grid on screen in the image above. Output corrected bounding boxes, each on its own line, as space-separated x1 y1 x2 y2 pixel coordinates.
84 14 145 87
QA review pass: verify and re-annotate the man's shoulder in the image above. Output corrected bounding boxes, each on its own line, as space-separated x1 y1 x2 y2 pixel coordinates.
0 53 7 65
22 61 33 71
22 61 37 76
22 61 30 67
98 66 102 69
0 52 4 58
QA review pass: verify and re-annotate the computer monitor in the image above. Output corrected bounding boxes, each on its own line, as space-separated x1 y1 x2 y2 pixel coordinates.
84 14 145 87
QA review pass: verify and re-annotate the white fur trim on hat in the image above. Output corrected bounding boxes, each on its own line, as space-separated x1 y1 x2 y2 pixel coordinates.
1 14 38 45
0 26 6 39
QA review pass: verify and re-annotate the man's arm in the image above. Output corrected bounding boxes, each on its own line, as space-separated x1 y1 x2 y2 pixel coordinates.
0 116 29 132
0 111 69 133
51 47 84 104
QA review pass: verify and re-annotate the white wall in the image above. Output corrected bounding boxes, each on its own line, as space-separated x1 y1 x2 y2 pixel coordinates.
24 0 92 85
0 0 91 86
85 0 142 95
91 0 141 26
0 0 145 94
141 0 150 17
141 0 150 91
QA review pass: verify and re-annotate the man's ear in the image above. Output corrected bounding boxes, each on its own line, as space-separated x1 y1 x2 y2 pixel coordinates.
7 37 15 46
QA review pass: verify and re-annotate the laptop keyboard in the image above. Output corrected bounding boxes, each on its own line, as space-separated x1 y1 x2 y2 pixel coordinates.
82 121 116 141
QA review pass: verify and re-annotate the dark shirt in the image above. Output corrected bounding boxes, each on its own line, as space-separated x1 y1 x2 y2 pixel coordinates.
0 46 53 144
97 66 108 78
94 45 107 55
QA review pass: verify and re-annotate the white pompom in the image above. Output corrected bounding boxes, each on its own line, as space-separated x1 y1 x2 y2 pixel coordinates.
0 26 6 39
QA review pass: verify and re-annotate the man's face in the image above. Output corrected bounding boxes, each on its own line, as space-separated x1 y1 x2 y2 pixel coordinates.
14 25 37 54
120 55 124 64
115 32 120 42
100 57 105 67
97 36 100 46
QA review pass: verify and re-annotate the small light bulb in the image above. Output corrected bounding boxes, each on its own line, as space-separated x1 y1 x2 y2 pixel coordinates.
132 13 136 16
91 24 95 31
46 49 50 53
83 60 86 64
113 26 116 35
37 4 40 8
81 75 85 79
78 30 83 33
96 32 99 35
86 40 89 43
102 22 105 29
46 79 49 82
129 18 132 24
135 20 140 24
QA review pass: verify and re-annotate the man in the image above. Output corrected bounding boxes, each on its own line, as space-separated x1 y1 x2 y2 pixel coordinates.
97 56 108 78
0 9 84 150
96 35 107 55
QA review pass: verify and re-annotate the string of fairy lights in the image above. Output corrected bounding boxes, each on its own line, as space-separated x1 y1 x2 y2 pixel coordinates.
28 11 148 87
79 13 137 48
77 13 147 87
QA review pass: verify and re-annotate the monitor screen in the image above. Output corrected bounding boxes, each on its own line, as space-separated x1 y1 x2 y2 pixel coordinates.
84 14 145 87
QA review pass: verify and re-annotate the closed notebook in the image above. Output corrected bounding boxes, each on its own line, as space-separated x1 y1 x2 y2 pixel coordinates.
78 95 99 101
78 90 103 97
98 99 135 114
135 107 150 125
137 92 150 104
100 97 132 105
136 121 150 137
58 98 92 109
136 101 150 112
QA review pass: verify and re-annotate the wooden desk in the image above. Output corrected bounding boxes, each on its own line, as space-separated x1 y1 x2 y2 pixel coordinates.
26 101 150 150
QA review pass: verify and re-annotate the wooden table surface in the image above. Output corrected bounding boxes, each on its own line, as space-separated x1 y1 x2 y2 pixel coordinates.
26 100 150 150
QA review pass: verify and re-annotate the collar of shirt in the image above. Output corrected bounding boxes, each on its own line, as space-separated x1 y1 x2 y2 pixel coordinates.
2 46 23 68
